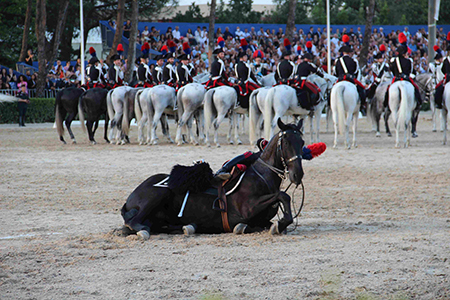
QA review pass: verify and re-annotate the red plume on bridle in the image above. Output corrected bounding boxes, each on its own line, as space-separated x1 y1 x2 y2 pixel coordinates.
301 142 327 160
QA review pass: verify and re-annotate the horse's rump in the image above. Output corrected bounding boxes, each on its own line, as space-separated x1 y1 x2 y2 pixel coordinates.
168 162 214 194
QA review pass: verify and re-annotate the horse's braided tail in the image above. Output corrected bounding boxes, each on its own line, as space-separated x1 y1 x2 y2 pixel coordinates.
249 88 260 145
78 91 87 133
336 84 346 135
106 89 115 123
134 89 144 124
122 90 132 136
55 90 65 138
203 89 215 134
176 86 185 126
397 82 413 132
264 87 275 140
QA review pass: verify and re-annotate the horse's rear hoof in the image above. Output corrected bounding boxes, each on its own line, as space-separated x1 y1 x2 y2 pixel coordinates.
233 223 247 234
72 140 77 144
269 222 280 235
412 132 418 138
387 132 392 137
91 141 97 145
137 230 150 240
237 140 243 145
432 129 437 132
376 132 381 137
183 225 196 236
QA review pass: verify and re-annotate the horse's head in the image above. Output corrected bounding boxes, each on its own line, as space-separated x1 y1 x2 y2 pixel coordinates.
276 118 305 185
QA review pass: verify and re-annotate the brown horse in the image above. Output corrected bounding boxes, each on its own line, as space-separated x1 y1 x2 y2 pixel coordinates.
121 118 305 239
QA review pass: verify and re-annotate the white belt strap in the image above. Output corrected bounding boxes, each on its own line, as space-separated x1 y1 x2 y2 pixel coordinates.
396 57 403 74
339 57 349 74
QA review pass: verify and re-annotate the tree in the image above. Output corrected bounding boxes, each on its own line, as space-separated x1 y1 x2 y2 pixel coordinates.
106 0 126 64
285 0 297 40
359 0 375 67
125 0 138 83
216 0 263 23
19 0 33 62
173 2 207 22
208 0 216 72
264 0 309 24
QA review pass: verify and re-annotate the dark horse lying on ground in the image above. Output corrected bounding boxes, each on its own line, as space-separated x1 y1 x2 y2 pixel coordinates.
121 118 305 239
55 87 85 144
78 88 110 144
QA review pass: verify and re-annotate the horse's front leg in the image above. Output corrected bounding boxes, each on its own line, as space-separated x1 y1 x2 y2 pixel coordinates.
384 108 392 137
269 192 293 234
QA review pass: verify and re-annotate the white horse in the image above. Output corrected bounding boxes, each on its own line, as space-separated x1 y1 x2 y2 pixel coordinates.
307 74 329 143
193 72 210 84
441 82 450 145
330 81 359 149
106 86 134 144
416 72 441 132
175 83 206 146
259 73 276 87
263 85 311 140
135 84 176 145
249 87 271 145
203 86 243 147
388 80 415 148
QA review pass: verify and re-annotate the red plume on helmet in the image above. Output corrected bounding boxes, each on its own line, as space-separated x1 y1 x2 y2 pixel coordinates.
306 41 312 53
342 34 350 44
283 38 291 52
160 45 168 55
398 32 407 45
447 32 450 42
240 38 248 51
182 42 191 55
117 43 124 56
89 47 96 57
217 37 225 48
379 44 386 53
167 40 177 53
253 49 264 59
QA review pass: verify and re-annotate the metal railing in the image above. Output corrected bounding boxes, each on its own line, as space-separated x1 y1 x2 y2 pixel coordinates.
0 88 63 98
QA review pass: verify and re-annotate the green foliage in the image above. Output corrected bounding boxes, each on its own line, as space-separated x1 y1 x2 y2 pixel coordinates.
264 0 310 24
215 0 264 23
173 2 207 22
0 98 55 124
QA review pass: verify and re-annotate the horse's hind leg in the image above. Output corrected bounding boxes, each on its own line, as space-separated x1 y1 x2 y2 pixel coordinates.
411 108 420 138
352 111 358 148
86 120 96 144
384 108 392 137
161 114 174 143
234 113 243 145
65 112 78 143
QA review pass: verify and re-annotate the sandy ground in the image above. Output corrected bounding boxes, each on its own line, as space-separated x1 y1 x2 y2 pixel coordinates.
0 112 449 300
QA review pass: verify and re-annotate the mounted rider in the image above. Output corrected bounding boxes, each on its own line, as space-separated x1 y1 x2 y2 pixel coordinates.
107 54 124 89
251 50 268 78
367 44 389 99
135 43 153 88
234 49 261 109
86 47 105 89
176 54 194 91
334 35 367 114
384 33 422 110
182 42 197 78
205 38 233 90
292 52 323 111
152 46 167 85
435 32 450 109
162 52 177 87
275 40 296 85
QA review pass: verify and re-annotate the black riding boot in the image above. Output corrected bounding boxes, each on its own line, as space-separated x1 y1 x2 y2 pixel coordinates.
384 90 390 111
435 85 444 109
367 83 378 100
215 154 248 180
357 86 367 116
414 87 423 110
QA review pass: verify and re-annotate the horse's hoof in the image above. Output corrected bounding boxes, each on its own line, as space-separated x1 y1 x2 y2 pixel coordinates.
237 140 243 145
412 132 418 138
120 140 126 145
177 142 182 146
233 223 247 235
61 141 67 145
269 222 280 235
432 129 437 132
216 143 221 148
387 133 392 137
229 140 234 145
168 139 174 144
376 132 381 137
152 140 158 145
333 145 338 149
139 141 144 145
110 141 115 145
137 230 150 240
91 141 97 145
72 140 77 144
183 225 196 236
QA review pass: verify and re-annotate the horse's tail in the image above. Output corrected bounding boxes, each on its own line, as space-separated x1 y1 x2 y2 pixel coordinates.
134 89 144 124
55 91 65 138
203 89 215 132
122 90 132 136
397 82 413 132
78 91 87 133
264 87 275 140
336 84 346 135
106 89 115 124
249 88 260 145
176 86 185 125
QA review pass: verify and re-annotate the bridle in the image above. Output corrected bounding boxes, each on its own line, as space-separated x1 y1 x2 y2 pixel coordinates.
257 130 302 181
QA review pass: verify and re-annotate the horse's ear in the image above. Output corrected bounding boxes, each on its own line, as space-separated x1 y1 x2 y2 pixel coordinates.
277 118 287 131
297 119 303 131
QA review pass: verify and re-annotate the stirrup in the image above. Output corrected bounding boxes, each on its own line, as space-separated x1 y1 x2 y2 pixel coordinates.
215 172 231 180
